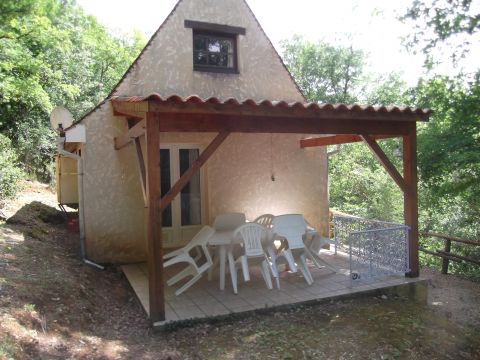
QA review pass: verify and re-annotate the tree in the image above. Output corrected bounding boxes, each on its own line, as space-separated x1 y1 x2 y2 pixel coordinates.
402 0 480 67
403 0 480 278
0 0 145 182
281 36 366 103
281 36 409 222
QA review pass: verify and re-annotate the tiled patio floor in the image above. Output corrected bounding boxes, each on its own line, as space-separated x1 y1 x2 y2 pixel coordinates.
122 250 423 326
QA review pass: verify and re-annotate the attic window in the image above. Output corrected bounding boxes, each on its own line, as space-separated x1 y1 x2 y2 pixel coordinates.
185 20 246 74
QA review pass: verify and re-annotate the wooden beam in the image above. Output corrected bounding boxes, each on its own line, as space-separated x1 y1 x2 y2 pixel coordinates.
111 99 148 119
114 119 146 150
361 134 408 194
144 112 164 323
300 134 397 148
134 137 147 206
403 126 419 277
160 131 230 211
154 113 412 135
420 231 480 246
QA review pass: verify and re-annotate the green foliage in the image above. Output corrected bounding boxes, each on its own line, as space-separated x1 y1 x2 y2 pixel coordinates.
281 35 366 103
402 0 480 67
0 134 25 200
281 36 409 222
411 74 480 278
329 141 404 222
0 0 146 182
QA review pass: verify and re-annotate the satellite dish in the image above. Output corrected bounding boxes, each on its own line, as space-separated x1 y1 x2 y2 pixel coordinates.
50 106 74 132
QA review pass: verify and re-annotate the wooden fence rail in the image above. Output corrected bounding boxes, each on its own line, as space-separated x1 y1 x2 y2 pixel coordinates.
419 231 480 274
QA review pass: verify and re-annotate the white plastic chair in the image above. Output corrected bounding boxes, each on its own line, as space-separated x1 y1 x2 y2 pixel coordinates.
253 214 280 280
212 212 246 231
163 226 216 296
253 214 274 229
228 223 279 294
272 214 315 285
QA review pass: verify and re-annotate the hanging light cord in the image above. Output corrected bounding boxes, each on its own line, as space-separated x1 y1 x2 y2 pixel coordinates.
270 133 275 181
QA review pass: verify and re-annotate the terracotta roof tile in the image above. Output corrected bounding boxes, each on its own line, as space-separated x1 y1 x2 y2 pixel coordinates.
111 93 432 120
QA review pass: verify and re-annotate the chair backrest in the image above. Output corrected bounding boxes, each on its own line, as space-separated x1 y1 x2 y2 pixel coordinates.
272 214 307 249
185 225 216 251
233 223 267 257
253 214 275 229
213 213 246 231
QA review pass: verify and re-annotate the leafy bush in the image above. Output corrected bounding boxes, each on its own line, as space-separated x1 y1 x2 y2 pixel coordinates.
0 134 25 200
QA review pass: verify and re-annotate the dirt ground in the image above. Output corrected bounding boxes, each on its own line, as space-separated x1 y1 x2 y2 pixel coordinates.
0 181 479 360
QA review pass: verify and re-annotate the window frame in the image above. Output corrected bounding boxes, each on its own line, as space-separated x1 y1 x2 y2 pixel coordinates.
192 31 238 74
185 20 246 74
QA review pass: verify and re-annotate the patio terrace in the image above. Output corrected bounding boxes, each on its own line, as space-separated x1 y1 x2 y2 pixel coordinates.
122 250 425 327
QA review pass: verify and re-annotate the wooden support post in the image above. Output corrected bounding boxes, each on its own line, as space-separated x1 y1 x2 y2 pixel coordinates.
144 112 164 323
441 239 452 274
403 125 419 277
159 131 230 211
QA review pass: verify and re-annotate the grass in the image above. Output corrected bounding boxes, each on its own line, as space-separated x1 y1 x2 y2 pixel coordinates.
23 304 36 312
0 337 17 360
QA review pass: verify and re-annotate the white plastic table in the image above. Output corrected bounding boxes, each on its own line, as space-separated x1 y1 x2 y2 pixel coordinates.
208 230 237 290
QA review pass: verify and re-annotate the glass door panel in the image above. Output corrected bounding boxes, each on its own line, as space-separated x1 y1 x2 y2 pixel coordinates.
160 145 204 248
179 149 201 226
160 149 172 227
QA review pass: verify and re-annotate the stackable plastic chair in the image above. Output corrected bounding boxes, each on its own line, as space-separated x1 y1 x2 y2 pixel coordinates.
228 223 280 294
272 214 315 285
253 213 280 279
163 226 216 296
253 214 275 229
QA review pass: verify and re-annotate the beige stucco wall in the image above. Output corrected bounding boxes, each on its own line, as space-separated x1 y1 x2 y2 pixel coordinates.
80 0 329 263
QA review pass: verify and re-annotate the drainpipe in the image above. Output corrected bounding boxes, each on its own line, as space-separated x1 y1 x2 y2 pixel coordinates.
57 136 104 270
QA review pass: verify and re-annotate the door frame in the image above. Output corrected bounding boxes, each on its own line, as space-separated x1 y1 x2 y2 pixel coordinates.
160 143 207 247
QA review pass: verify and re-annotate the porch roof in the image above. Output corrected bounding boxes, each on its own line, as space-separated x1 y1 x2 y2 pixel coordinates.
111 92 428 325
111 93 432 129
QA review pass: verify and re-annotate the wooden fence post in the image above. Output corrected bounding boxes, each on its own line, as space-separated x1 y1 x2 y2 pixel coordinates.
441 239 452 274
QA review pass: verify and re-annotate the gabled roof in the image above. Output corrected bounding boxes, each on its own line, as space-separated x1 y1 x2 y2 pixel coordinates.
72 0 305 128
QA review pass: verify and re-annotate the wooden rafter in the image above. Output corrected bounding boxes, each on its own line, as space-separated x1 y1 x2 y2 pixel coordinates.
361 134 408 194
300 134 397 148
159 131 230 211
134 137 147 206
114 119 146 150
112 99 148 119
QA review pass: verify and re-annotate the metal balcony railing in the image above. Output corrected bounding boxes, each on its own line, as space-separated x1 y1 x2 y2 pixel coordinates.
333 215 410 282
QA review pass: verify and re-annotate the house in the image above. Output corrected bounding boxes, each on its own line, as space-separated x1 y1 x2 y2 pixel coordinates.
58 0 431 324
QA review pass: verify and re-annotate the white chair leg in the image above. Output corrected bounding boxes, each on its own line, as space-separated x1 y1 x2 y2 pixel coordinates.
261 260 273 290
304 247 323 269
175 273 202 296
208 247 220 281
228 252 238 294
241 256 250 281
299 254 314 285
167 267 193 286
283 249 297 272
267 259 281 289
